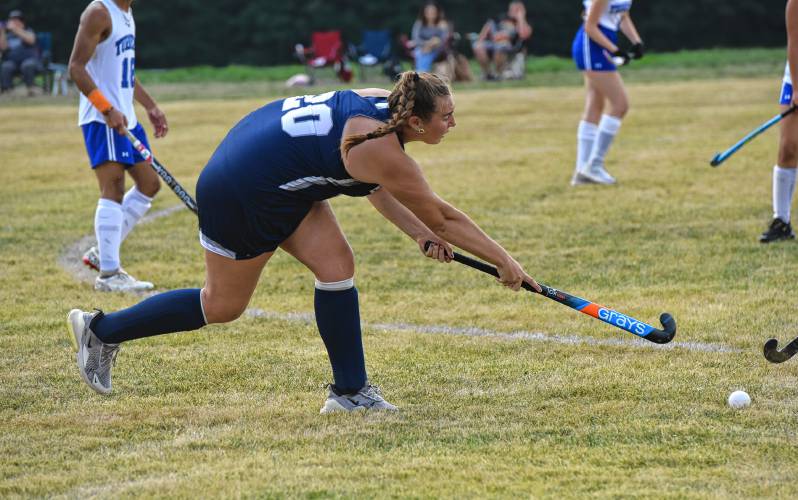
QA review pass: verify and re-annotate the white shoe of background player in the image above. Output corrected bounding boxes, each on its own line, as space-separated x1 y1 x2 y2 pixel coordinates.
95 270 154 292
82 246 100 272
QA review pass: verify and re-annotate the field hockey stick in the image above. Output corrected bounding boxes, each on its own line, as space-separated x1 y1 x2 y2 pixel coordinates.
426 243 676 344
124 129 198 214
710 105 797 167
763 336 798 363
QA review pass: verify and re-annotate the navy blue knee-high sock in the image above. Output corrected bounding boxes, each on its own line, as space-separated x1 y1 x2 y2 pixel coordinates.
314 286 367 394
91 289 207 344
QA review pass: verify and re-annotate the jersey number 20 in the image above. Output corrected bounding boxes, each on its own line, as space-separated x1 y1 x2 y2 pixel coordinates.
281 92 335 137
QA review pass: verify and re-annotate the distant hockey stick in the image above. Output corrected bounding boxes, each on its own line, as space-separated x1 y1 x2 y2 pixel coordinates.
710 105 797 167
763 336 798 363
427 243 676 344
124 129 198 214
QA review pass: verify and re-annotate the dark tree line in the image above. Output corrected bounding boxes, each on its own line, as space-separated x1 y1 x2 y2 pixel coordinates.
3 0 788 68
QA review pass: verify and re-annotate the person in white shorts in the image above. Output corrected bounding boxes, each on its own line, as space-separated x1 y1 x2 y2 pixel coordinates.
69 0 168 291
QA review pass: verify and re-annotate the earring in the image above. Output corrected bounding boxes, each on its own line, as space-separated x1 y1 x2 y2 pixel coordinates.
417 128 425 134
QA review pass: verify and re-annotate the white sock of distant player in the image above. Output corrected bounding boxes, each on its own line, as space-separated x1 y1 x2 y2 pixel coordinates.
95 198 123 275
584 114 623 172
120 186 153 241
772 165 797 223
575 120 598 173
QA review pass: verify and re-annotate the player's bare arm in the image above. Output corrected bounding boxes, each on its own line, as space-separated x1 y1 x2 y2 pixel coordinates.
367 187 453 263
134 82 168 138
345 121 539 291
619 14 642 45
584 0 618 53
68 3 127 134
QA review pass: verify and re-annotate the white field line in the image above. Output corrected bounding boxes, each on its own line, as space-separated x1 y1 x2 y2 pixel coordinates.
58 204 186 285
59 206 742 355
245 309 743 354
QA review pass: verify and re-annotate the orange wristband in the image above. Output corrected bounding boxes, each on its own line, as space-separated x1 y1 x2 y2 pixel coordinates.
87 89 114 115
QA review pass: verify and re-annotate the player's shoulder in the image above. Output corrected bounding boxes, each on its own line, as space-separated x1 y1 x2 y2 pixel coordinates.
352 88 391 99
81 1 112 26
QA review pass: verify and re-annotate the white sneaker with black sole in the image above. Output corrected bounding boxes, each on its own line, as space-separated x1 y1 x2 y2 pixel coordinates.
320 384 398 414
94 270 154 292
67 309 119 395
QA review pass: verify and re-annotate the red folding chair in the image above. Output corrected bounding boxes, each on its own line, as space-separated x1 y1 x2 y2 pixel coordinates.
295 31 353 83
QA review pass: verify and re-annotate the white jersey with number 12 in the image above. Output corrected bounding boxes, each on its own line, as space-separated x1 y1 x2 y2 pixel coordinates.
78 0 138 127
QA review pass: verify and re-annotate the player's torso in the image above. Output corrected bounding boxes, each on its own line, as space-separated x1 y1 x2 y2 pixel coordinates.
213 90 391 202
583 0 633 31
78 0 137 126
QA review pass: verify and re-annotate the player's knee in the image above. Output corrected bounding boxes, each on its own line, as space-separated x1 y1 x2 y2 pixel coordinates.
100 178 125 202
611 99 629 118
137 178 161 198
201 288 248 324
313 245 355 282
778 146 798 167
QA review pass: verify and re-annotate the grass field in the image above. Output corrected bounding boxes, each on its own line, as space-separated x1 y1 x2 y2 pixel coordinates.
3 69 798 497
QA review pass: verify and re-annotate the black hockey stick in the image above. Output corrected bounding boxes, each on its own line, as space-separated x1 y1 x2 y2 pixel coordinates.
124 129 198 214
763 336 798 363
426 243 676 344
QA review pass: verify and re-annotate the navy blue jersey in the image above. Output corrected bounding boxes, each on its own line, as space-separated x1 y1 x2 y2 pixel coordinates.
196 90 393 258
205 90 390 206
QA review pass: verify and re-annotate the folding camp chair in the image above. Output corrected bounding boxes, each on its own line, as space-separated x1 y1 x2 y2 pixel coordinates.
350 29 392 81
295 31 352 83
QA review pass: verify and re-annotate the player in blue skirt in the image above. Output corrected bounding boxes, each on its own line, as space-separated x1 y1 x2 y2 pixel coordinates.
66 71 542 413
570 0 643 185
760 0 798 242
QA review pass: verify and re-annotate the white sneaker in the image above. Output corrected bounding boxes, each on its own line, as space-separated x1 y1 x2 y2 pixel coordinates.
82 246 100 272
578 163 617 185
95 270 154 292
67 309 119 395
570 169 598 186
320 384 398 414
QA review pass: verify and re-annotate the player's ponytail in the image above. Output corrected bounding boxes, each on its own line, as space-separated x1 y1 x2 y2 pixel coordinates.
342 71 450 156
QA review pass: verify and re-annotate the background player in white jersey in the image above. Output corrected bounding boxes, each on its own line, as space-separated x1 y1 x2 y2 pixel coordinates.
68 0 168 291
760 0 798 243
570 0 643 185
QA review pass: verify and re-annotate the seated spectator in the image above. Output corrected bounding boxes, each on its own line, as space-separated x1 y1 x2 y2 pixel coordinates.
0 10 41 96
472 1 532 81
409 2 449 73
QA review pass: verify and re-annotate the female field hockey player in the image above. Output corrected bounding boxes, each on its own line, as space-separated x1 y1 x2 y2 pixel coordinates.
67 71 542 413
570 0 643 185
759 0 798 243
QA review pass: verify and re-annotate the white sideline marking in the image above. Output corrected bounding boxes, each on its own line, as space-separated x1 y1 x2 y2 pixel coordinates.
60 209 742 356
58 205 186 285
245 309 742 354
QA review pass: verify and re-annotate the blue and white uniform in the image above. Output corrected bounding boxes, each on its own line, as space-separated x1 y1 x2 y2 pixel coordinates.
78 0 149 168
197 90 391 260
572 0 633 72
780 62 793 106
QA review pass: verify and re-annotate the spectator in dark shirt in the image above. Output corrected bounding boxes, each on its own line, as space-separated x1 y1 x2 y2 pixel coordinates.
0 10 41 96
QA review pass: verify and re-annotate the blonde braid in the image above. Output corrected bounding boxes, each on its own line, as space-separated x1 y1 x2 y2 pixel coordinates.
341 72 419 156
